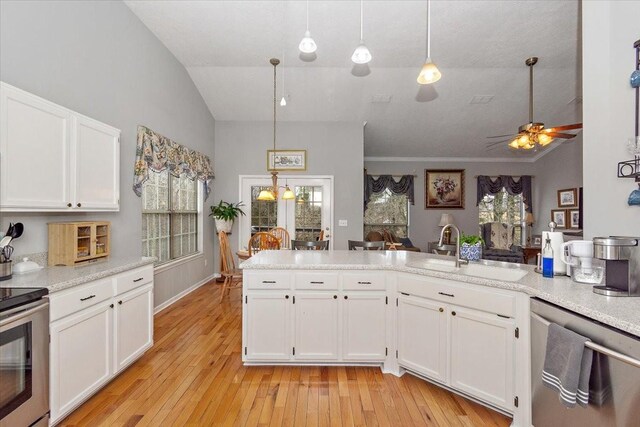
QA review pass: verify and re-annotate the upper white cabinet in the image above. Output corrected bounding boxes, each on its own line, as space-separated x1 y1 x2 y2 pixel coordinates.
0 82 120 212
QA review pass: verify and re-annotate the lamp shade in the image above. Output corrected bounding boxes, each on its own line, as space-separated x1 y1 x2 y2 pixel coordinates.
282 186 295 200
257 189 276 201
438 213 454 227
525 213 535 224
417 58 442 84
351 41 372 64
298 30 317 54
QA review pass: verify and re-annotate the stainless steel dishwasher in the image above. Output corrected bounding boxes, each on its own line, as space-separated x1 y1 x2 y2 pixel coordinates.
530 298 640 427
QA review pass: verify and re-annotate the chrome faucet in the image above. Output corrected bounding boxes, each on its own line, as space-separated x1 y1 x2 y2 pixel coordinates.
438 224 468 268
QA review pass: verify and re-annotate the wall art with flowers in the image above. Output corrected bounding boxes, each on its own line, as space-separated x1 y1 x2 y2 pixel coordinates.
425 169 465 209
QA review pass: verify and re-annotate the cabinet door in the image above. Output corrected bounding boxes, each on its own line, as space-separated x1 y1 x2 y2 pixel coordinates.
449 306 514 411
294 292 339 360
245 293 291 361
342 293 386 361
1 83 71 210
50 302 112 424
114 284 154 373
71 114 120 210
397 295 448 383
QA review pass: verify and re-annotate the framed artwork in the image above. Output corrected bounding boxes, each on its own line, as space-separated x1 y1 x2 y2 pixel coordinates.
557 188 578 207
267 150 307 171
532 235 542 246
551 209 567 229
568 209 580 229
425 169 465 209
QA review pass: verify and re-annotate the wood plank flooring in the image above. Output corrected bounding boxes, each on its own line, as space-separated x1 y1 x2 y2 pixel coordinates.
60 281 511 426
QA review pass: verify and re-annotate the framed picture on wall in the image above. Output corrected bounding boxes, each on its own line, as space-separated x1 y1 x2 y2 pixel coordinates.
267 150 307 171
425 169 465 209
551 209 567 229
532 235 542 246
557 188 578 207
569 209 580 229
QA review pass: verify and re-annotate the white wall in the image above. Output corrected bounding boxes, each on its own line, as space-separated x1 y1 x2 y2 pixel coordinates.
582 0 640 238
0 0 217 307
214 121 364 254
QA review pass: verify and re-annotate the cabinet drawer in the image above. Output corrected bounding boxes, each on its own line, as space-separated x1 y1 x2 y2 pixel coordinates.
397 274 516 317
115 265 153 295
245 271 291 290
295 272 338 290
50 278 114 321
342 271 385 290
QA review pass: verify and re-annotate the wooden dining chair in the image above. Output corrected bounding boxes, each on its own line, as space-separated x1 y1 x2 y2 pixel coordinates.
292 240 329 250
217 231 243 303
348 240 385 251
269 227 291 249
248 232 281 256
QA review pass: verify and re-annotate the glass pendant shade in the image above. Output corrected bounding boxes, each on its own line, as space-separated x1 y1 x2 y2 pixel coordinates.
537 133 554 146
417 58 441 84
257 189 276 201
280 96 287 106
299 30 317 54
282 186 295 200
351 41 372 64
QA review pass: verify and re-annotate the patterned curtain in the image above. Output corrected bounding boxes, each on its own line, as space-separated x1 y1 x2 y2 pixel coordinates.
133 126 214 199
364 174 415 208
476 175 533 213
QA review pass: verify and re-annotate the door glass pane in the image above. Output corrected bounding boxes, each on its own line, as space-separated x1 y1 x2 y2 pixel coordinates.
251 186 277 235
295 186 322 241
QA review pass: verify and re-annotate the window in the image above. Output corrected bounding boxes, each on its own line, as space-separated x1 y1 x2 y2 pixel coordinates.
364 189 409 238
478 188 524 244
142 170 199 264
295 186 323 241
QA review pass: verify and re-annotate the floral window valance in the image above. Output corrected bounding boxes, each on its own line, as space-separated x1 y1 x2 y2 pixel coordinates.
133 125 214 199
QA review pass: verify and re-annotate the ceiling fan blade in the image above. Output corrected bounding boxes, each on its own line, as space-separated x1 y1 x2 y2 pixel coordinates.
487 134 517 139
486 139 512 147
545 123 583 132
544 132 577 139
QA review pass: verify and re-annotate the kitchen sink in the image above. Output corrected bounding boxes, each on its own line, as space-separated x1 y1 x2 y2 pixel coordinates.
406 257 528 282
405 258 458 272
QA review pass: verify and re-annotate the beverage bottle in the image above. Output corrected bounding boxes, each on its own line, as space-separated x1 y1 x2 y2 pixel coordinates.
542 237 554 278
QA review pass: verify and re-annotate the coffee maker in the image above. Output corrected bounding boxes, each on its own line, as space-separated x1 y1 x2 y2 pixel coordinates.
592 237 640 296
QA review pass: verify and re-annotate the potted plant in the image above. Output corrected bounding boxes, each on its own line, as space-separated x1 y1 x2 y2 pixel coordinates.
459 233 484 262
209 200 246 233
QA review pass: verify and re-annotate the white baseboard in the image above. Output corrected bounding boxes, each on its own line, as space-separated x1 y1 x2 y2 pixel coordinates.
154 273 219 314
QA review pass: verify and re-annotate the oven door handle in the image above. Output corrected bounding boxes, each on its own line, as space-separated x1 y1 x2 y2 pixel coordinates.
531 312 640 369
0 300 49 327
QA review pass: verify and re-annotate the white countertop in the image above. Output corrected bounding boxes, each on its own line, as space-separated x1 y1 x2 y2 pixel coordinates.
0 256 156 293
241 250 640 337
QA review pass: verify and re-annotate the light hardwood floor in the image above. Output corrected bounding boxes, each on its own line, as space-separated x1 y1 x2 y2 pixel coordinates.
60 281 511 426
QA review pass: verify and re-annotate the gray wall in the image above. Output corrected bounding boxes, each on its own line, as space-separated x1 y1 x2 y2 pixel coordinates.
364 160 537 251
0 0 217 307
532 138 584 235
582 1 640 239
214 121 364 255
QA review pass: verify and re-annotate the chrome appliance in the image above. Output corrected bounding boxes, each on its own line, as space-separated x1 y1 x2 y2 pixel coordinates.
592 237 640 296
531 298 640 426
0 288 49 427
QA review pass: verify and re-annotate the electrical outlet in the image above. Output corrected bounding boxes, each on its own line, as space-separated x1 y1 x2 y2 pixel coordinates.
339 220 348 227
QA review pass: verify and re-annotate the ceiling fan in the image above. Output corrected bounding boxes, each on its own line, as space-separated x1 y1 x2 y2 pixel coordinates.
487 57 582 150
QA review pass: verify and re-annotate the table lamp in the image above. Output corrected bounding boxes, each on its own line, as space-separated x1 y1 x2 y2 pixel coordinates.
438 213 455 244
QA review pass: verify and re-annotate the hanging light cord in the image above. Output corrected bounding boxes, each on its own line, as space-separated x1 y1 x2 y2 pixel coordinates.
306 0 309 31
426 0 431 58
360 0 364 41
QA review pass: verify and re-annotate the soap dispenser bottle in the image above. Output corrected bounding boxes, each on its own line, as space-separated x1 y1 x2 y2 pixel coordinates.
542 237 554 278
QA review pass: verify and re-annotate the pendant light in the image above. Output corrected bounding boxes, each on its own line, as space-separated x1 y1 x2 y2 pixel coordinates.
298 0 317 54
351 0 372 64
417 0 441 84
257 58 281 201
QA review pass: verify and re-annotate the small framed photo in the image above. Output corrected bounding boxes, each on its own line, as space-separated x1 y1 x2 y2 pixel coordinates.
557 188 578 207
267 150 307 171
568 209 580 229
532 235 542 246
551 209 567 229
425 169 465 209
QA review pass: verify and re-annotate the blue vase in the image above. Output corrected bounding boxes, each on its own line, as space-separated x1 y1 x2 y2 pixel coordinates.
460 243 482 261
629 187 640 206
631 70 640 88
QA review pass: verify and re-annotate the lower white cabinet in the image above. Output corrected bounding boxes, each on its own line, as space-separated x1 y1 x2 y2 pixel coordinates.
294 292 340 360
449 306 514 410
342 293 386 361
245 293 291 361
397 294 448 383
114 284 154 373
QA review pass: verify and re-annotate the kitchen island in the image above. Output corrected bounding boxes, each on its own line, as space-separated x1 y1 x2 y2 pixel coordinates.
241 250 640 427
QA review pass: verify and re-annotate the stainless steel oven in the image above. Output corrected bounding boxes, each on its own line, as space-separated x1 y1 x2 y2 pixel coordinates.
0 298 49 427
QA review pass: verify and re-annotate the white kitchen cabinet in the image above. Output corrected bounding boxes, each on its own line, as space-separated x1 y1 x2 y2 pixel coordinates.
50 301 112 423
449 306 514 411
342 292 386 361
0 81 120 212
397 294 448 383
294 292 340 360
114 284 154 373
245 293 292 361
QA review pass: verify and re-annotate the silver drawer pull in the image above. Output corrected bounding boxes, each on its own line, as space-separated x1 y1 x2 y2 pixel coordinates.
357 281 372 284
80 295 96 301
438 292 454 298
133 277 144 282
310 281 324 284
262 280 277 284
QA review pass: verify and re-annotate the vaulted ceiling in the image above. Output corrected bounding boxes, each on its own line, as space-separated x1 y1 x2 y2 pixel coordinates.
124 0 582 159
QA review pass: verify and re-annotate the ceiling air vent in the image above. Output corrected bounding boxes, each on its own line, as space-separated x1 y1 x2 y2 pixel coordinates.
371 94 392 103
469 95 494 104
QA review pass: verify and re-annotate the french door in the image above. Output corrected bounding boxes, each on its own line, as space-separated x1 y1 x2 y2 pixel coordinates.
239 176 333 250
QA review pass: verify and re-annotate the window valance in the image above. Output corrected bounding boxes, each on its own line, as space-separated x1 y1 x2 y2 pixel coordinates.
364 174 415 207
133 125 214 199
476 175 533 212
